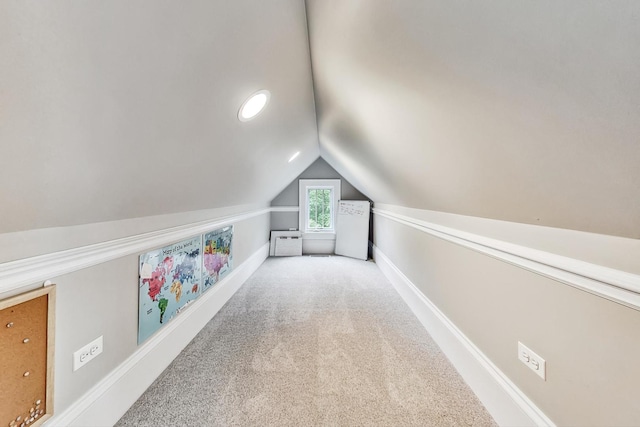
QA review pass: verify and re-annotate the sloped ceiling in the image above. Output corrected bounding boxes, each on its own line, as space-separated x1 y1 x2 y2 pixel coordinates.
306 0 640 239
0 0 318 233
4 1 639 240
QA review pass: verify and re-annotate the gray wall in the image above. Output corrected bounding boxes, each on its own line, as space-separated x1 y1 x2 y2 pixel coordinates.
373 209 640 425
305 2 640 420
270 157 369 230
0 209 270 415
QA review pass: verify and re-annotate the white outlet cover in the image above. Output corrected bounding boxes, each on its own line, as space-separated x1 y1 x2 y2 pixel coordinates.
518 341 546 380
73 336 104 371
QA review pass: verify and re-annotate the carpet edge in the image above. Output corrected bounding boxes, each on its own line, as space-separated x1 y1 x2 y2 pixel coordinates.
372 244 554 427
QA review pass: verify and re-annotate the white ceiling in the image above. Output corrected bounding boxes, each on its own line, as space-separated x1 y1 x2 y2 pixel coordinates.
307 0 640 239
0 0 319 233
2 1 639 239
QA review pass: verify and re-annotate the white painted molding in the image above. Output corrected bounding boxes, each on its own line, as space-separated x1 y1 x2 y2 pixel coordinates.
373 245 555 427
373 208 640 311
270 206 299 212
46 242 269 427
0 208 272 295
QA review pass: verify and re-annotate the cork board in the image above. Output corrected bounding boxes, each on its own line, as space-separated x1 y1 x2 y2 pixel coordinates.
0 286 55 427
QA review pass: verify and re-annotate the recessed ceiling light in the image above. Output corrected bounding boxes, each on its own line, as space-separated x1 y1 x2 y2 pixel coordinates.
288 151 300 162
238 90 270 122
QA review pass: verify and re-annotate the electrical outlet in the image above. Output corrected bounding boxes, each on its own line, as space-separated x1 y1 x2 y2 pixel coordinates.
518 341 546 380
73 336 103 371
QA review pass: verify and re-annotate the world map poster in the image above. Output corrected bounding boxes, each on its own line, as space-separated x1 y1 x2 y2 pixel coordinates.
202 226 233 292
138 236 202 344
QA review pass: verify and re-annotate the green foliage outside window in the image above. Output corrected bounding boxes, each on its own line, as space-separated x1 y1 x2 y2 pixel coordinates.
308 188 332 229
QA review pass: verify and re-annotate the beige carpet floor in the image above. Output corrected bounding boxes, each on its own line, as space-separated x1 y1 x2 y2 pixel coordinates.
116 256 496 426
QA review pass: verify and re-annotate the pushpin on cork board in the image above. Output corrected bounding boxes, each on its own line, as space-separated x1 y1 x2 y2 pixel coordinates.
0 285 55 426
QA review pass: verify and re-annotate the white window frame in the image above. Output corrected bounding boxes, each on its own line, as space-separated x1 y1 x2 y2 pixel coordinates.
299 179 341 239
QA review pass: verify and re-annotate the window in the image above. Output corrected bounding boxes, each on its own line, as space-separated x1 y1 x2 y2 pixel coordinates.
307 187 333 230
299 179 340 236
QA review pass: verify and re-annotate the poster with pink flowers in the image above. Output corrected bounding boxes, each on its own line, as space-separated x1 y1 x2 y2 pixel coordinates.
138 236 202 344
202 226 233 292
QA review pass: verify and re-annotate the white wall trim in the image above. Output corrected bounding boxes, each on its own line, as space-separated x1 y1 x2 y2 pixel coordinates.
372 245 555 427
373 208 640 311
0 208 272 295
270 206 299 212
46 242 269 427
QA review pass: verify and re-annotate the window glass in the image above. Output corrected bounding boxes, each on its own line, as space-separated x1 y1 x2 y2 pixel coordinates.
299 179 340 235
308 188 332 230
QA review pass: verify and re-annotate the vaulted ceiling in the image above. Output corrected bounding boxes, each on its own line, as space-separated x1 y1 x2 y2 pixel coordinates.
308 0 640 239
0 0 319 233
2 1 639 239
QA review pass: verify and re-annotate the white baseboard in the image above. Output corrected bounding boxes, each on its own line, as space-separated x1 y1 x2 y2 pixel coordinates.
46 242 269 427
372 245 555 427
